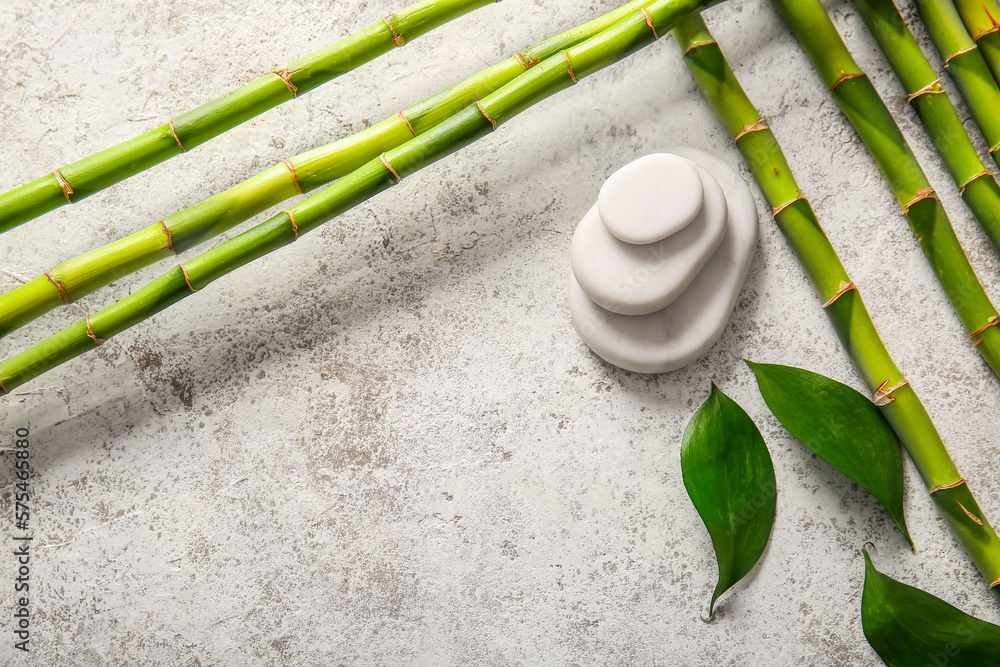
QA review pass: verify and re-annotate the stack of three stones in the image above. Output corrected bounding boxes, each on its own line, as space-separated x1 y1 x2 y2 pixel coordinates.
569 148 758 373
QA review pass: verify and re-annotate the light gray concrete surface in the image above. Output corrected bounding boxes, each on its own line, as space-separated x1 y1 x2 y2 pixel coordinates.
2 0 1000 664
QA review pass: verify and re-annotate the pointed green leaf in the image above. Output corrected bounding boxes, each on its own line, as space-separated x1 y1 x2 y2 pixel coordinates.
862 548 1000 666
681 384 776 617
747 362 912 548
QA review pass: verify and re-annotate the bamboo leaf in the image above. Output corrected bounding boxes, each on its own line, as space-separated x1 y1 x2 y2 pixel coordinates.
747 362 912 548
681 384 776 617
861 547 1000 666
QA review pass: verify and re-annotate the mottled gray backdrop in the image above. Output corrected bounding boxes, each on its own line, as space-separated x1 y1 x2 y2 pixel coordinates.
1 0 999 664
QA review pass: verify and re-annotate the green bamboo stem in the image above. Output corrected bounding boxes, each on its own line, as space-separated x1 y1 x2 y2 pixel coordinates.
851 0 1000 254
953 0 1000 87
672 13 1000 591
0 0 722 388
0 0 498 235
0 0 666 341
913 0 1000 165
771 0 1000 381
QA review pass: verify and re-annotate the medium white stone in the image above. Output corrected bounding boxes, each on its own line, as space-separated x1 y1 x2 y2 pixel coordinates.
569 148 758 373
598 153 704 244
571 163 728 316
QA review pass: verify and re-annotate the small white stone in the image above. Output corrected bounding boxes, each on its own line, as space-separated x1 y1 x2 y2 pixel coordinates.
569 148 759 373
571 163 728 316
598 153 704 244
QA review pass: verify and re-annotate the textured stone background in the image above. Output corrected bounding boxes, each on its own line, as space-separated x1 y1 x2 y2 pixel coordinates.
2 0 1000 664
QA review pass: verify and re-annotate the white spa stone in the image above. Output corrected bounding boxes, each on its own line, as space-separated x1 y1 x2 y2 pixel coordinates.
569 148 758 374
570 163 728 316
598 153 705 244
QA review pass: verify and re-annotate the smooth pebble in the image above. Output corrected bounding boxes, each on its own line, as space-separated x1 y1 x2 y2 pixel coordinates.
598 153 704 245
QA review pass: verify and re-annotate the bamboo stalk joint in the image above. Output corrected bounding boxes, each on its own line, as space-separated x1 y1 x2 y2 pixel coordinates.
944 45 978 67
181 265 198 293
284 210 299 240
160 220 177 254
821 280 856 308
85 316 105 346
272 68 298 97
168 118 186 152
563 50 579 84
872 378 908 406
477 101 498 130
640 8 660 40
771 193 806 217
283 159 304 194
52 169 74 203
44 269 72 304
830 69 864 91
734 117 769 141
383 14 407 47
906 79 944 102
380 153 401 183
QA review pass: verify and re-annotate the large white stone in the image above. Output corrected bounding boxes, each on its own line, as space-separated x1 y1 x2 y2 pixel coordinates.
570 163 728 316
598 152 705 244
569 148 758 373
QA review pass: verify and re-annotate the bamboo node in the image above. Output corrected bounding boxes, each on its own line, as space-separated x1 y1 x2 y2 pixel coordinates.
85 316 105 346
562 50 578 84
906 79 943 103
930 478 967 494
0 378 8 395
872 378 908 407
959 170 991 194
283 159 304 194
639 8 659 40
830 69 865 91
180 265 198 293
991 139 1000 155
944 45 978 68
159 220 177 254
734 118 769 142
771 194 806 217
272 68 298 97
44 269 73 304
397 110 417 137
957 500 984 526
383 14 406 47
514 51 540 71
992 575 1000 590
821 280 857 309
903 187 938 213
682 39 718 56
380 153 401 183
973 25 1000 42
282 209 299 240
971 315 1000 338
168 118 186 152
52 169 74 203
476 101 498 131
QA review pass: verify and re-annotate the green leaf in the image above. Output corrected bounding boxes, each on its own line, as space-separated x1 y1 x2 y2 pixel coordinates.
747 361 912 548
681 384 776 617
862 547 1000 666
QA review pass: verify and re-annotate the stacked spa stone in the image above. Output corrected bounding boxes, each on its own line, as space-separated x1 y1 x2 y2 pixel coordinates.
569 148 758 373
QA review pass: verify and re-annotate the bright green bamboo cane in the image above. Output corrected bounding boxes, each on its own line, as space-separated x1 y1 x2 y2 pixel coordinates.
0 0 722 392
771 0 1000 381
851 0 1000 254
0 0 499 235
913 0 1000 165
952 0 1000 88
0 0 661 341
672 12 1000 592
